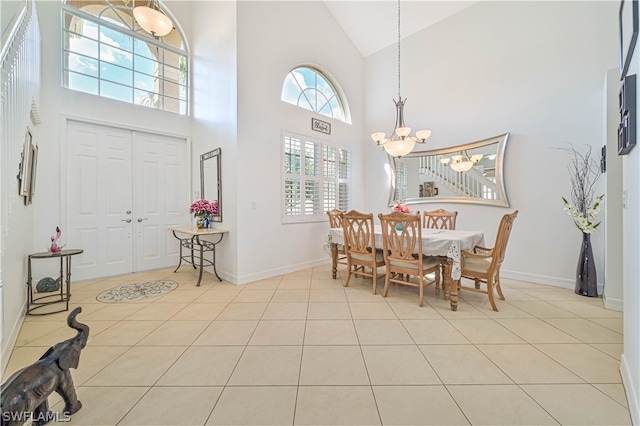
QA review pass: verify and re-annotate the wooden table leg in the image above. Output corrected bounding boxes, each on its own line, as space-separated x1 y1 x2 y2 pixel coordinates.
443 259 458 311
331 243 338 279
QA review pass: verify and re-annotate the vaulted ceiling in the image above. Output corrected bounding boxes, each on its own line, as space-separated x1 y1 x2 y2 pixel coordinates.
324 1 478 57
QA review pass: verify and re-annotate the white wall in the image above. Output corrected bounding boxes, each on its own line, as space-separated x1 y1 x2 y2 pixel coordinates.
1 0 38 372
604 68 624 311
364 1 618 290
234 1 364 283
621 24 640 424
188 0 238 281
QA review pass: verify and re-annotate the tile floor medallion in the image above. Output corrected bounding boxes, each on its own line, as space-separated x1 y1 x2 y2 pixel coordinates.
96 280 178 303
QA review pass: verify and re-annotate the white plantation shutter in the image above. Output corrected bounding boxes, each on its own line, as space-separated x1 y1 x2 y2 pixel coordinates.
337 148 350 211
282 132 350 223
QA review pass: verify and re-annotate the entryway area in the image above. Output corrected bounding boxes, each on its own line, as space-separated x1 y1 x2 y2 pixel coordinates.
64 120 189 281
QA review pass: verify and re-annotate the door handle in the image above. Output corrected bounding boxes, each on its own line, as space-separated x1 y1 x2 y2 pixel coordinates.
137 218 148 222
121 219 132 223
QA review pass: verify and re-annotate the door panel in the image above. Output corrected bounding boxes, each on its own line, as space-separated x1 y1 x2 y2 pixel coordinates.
67 121 133 280
134 132 188 271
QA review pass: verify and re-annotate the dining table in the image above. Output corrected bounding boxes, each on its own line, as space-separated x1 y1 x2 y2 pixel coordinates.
329 226 485 311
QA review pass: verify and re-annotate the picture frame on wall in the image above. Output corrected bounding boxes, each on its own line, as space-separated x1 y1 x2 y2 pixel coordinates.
18 128 33 197
619 0 638 80
619 74 637 155
28 143 38 202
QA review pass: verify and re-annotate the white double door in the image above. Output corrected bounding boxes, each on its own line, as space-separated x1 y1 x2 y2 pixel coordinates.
65 120 189 280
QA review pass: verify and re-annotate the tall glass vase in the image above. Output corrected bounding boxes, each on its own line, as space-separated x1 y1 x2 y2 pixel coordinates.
575 232 598 297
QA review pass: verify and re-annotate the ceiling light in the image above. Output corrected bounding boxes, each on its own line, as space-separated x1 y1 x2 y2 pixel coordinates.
370 0 431 158
449 151 482 172
134 0 173 37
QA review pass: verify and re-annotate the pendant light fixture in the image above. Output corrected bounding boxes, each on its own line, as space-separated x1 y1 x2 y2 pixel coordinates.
133 0 173 37
440 152 483 172
371 0 431 158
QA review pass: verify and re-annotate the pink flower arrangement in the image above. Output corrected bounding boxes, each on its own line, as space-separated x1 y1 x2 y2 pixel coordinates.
189 199 219 217
393 203 411 213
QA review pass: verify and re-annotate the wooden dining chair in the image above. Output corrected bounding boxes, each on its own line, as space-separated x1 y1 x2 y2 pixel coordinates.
423 209 458 229
327 209 347 267
423 209 458 293
341 210 385 294
378 211 441 307
459 210 518 311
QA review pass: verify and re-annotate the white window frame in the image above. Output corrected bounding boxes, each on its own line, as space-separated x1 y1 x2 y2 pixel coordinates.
61 3 189 115
281 66 350 124
282 132 351 224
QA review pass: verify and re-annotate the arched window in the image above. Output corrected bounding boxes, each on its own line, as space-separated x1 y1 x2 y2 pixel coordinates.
62 0 188 115
281 66 349 123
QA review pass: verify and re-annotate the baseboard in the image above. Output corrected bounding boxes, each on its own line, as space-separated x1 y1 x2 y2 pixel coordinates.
500 269 605 295
603 293 624 312
621 354 640 425
235 258 330 285
1 301 26 377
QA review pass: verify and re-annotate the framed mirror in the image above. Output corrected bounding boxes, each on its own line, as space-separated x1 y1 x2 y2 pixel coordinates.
200 148 222 222
390 133 510 207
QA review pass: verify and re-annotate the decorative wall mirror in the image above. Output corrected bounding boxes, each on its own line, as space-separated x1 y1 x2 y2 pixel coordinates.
390 133 510 207
200 148 222 222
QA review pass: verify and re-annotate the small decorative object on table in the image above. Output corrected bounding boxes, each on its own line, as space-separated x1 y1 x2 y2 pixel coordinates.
561 145 604 297
189 199 218 229
392 202 411 230
50 226 66 253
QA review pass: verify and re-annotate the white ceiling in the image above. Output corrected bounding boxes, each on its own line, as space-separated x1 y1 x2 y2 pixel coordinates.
324 1 478 57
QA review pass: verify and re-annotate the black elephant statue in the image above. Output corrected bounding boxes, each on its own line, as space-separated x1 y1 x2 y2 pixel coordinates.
1 306 89 426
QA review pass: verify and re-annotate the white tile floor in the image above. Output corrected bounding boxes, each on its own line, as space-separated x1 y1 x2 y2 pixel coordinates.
3 264 632 425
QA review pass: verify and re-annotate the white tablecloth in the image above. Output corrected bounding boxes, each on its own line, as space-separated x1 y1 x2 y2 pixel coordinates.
330 226 484 280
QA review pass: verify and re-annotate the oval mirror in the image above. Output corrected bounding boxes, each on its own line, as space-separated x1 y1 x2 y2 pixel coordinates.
390 133 510 207
200 148 222 222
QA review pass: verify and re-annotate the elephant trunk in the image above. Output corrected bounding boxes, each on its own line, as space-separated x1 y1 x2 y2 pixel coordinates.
67 307 89 349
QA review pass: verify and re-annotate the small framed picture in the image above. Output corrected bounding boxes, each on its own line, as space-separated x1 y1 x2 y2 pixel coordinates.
619 74 636 155
311 118 331 135
18 128 33 197
423 181 435 197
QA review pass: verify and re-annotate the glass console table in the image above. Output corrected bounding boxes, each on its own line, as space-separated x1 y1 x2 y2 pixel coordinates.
27 249 83 315
169 227 228 286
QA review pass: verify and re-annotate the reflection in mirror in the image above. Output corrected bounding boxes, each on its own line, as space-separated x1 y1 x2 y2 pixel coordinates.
200 148 222 222
391 133 509 207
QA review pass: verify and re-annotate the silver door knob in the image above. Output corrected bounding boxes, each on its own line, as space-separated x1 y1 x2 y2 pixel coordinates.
121 219 132 223
137 218 148 222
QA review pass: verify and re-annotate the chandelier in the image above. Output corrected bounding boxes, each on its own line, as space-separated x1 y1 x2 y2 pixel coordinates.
133 0 173 37
440 152 483 172
371 0 431 158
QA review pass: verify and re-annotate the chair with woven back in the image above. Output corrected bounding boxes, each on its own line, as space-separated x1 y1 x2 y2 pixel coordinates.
378 211 441 307
423 209 458 294
459 210 519 311
341 210 385 294
327 209 347 268
423 209 458 230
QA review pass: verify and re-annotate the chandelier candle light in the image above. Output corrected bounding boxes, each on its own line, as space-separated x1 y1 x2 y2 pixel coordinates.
371 0 431 158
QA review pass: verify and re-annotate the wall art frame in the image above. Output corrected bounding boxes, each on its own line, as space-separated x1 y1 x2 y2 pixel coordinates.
18 128 33 197
620 0 639 80
619 73 637 155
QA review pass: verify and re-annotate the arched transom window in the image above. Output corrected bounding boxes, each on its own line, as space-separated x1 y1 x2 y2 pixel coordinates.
281 66 349 123
62 0 189 115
